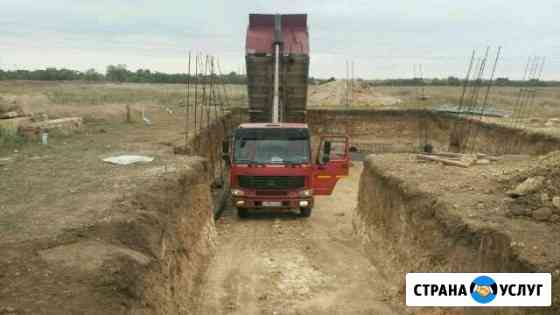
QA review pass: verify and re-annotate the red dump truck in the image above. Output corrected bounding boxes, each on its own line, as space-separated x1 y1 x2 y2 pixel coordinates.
222 14 350 218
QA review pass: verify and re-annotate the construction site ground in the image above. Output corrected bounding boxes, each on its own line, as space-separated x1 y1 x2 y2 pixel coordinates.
365 154 560 272
0 108 203 314
1 81 560 314
0 112 188 244
194 163 407 315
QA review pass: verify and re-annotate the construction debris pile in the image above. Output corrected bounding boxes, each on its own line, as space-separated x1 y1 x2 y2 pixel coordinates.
502 151 560 223
0 109 31 134
416 151 500 168
0 104 82 141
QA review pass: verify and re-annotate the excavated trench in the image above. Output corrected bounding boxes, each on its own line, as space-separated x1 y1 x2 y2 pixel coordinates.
100 109 559 314
311 109 560 315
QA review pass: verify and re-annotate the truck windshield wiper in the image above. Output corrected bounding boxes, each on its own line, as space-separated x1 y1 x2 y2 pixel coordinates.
284 159 309 165
234 159 263 165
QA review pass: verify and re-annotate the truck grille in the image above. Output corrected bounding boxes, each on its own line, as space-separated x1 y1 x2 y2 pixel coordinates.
256 190 287 196
238 176 305 190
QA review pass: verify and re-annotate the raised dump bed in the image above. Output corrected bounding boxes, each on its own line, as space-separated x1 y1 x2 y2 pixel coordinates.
245 14 309 123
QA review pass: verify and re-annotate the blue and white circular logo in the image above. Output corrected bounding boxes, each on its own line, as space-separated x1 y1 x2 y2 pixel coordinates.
470 276 498 304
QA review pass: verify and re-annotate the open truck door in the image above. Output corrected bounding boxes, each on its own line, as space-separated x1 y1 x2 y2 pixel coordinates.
312 135 350 195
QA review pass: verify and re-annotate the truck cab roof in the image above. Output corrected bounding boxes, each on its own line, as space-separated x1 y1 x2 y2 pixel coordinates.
238 123 308 129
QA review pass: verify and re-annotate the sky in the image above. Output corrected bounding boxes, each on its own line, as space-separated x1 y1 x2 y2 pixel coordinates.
1 0 559 79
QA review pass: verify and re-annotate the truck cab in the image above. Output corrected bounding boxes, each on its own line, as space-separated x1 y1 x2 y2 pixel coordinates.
223 123 350 217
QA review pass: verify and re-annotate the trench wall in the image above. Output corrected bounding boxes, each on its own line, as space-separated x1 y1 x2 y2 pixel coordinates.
101 112 242 313
307 109 560 155
354 157 559 315
91 158 216 314
312 109 560 314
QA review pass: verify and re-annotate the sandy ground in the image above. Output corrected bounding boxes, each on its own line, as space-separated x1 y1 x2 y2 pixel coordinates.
194 163 407 315
308 80 401 108
0 106 223 314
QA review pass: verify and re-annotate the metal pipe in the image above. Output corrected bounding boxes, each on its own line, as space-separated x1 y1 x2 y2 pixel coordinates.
272 43 280 123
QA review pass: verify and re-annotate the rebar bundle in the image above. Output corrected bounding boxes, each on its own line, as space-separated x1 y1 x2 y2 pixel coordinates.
503 56 546 153
449 47 502 153
184 52 241 155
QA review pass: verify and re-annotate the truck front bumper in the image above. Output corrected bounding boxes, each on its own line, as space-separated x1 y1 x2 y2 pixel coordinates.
232 197 313 209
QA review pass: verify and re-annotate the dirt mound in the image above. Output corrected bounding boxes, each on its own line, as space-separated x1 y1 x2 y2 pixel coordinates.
503 151 560 223
308 80 401 107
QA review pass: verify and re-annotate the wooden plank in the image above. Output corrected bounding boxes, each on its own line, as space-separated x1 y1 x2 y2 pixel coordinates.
0 111 21 119
417 154 471 168
476 153 500 161
426 152 465 158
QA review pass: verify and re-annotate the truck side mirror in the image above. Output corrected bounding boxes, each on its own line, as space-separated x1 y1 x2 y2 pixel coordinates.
222 140 230 164
321 141 332 164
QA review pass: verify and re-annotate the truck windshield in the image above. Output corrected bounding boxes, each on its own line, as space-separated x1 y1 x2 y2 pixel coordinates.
233 128 311 164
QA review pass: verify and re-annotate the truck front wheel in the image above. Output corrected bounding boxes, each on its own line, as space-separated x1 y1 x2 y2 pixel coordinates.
300 207 312 218
237 208 249 218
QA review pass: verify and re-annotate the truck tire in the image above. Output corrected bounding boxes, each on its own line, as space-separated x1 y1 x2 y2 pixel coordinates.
300 207 312 218
237 208 249 218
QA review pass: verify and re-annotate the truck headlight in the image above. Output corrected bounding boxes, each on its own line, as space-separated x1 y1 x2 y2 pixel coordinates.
231 189 245 197
299 189 313 197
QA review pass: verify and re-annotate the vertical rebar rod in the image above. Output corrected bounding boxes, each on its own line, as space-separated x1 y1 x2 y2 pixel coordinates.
469 47 490 112
457 50 477 113
512 57 545 152
450 49 476 151
345 60 349 107
351 60 355 107
216 58 229 131
510 56 533 129
185 51 191 150
205 55 210 128
514 57 539 129
200 54 206 129
468 46 502 152
211 57 219 123
420 64 425 100
504 56 532 153
217 60 231 120
462 47 490 151
523 57 546 124
480 46 502 116
194 53 199 136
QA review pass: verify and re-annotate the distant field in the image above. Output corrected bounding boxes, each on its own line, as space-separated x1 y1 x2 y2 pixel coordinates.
1 80 559 137
0 81 247 122
308 80 560 117
374 85 560 117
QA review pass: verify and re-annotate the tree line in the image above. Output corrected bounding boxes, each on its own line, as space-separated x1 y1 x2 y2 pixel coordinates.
0 65 248 84
0 66 558 87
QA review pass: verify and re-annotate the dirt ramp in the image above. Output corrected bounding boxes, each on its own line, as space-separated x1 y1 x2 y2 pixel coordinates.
354 154 560 315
